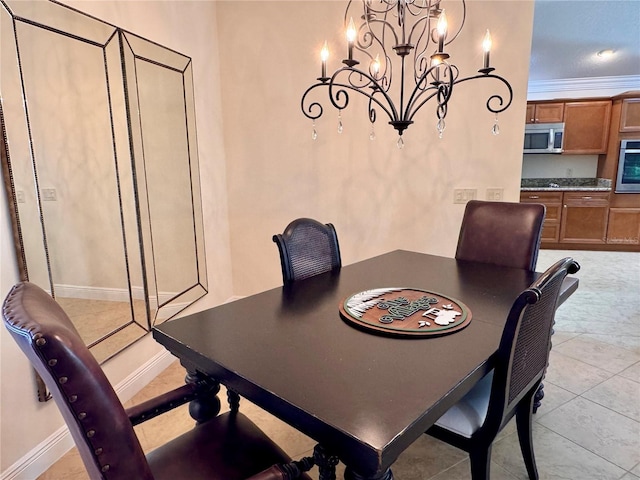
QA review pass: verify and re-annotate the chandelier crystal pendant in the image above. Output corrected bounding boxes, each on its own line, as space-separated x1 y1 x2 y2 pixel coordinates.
301 0 513 143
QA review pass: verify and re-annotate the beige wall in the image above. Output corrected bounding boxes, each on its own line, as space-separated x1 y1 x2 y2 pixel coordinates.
0 0 534 475
219 1 534 295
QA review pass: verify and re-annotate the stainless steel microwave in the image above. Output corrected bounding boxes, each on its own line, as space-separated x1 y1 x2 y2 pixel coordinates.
615 140 640 193
523 123 564 154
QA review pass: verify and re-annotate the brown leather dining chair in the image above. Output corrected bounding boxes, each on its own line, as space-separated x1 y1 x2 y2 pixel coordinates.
455 200 546 271
272 218 341 284
425 257 580 480
2 282 314 480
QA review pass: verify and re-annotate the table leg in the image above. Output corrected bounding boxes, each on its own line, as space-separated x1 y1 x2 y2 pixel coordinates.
313 444 339 480
184 368 221 423
344 467 394 480
227 389 241 413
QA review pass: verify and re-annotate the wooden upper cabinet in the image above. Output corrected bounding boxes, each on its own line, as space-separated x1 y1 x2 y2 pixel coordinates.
620 98 640 132
562 100 612 154
526 102 564 124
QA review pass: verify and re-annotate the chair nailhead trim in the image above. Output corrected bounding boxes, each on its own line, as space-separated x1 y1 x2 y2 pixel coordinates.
94 448 103 455
59 377 68 384
35 338 46 346
101 465 110 473
87 430 95 438
78 412 86 420
69 395 77 403
48 359 57 366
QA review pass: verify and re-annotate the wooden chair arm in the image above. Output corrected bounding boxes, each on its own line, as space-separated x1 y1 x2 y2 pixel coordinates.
126 383 200 426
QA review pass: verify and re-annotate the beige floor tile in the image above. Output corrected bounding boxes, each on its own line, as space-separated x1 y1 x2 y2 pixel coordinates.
621 473 640 480
583 374 640 422
544 350 613 395
632 462 640 476
582 333 640 355
620 361 640 383
389 434 467 479
426 459 517 480
532 381 576 418
554 335 640 374
536 397 640 471
492 423 626 480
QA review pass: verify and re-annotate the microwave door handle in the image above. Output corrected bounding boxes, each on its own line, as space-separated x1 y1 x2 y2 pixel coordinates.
548 127 554 149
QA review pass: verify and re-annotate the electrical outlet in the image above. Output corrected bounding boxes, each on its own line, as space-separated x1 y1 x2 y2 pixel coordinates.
453 188 477 204
486 188 503 201
42 188 57 201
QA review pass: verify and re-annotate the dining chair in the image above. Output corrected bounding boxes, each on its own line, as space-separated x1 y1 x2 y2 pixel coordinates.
455 200 546 271
425 257 580 480
272 218 341 284
2 282 314 480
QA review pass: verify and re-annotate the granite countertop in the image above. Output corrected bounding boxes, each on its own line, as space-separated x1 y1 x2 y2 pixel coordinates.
521 178 612 192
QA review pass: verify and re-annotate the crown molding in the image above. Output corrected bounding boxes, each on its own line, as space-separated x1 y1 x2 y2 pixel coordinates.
527 75 640 98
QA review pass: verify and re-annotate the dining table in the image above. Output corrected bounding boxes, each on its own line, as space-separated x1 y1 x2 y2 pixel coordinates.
152 250 578 480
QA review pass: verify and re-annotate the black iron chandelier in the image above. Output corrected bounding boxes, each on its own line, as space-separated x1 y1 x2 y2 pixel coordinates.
301 0 513 147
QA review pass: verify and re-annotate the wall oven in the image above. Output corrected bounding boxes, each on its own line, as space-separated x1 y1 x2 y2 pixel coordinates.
615 140 640 193
523 123 564 154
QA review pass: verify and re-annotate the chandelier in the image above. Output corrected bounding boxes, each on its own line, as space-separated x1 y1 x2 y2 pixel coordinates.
301 0 513 147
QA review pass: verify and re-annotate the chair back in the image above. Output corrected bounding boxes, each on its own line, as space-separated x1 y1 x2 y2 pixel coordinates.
455 200 545 270
272 218 341 284
2 282 153 479
489 257 579 424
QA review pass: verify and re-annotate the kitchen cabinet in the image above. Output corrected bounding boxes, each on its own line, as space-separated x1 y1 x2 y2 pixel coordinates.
520 191 562 243
562 100 612 154
525 102 564 124
620 98 640 132
607 208 640 245
559 192 610 244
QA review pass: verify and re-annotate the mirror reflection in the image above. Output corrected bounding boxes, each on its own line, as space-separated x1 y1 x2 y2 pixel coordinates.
1 0 207 370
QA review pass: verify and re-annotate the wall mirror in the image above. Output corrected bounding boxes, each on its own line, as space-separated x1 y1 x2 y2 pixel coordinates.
1 0 207 396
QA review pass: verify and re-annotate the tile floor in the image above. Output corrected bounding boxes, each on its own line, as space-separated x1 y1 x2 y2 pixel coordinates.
39 250 640 480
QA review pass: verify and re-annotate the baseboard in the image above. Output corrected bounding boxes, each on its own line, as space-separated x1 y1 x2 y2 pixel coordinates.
0 349 175 480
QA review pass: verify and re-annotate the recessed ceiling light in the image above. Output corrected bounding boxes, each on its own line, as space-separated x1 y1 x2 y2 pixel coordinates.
597 49 616 58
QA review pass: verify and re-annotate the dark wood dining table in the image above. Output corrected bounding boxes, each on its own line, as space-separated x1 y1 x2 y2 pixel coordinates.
153 250 578 480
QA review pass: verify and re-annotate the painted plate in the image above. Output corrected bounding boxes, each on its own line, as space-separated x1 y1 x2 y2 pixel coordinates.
339 287 472 337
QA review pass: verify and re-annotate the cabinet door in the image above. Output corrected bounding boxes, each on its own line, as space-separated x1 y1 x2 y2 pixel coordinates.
531 103 564 123
607 208 640 245
620 99 640 132
520 191 562 243
525 104 536 124
560 192 609 244
562 101 612 154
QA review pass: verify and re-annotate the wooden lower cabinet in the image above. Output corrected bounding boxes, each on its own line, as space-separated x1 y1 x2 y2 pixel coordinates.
521 190 611 245
560 192 610 244
607 208 640 245
520 191 562 242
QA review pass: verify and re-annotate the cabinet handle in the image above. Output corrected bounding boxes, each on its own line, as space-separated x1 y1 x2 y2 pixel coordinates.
582 196 592 200
529 195 540 199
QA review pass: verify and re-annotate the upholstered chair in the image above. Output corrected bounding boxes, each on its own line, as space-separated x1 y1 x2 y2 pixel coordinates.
455 200 546 271
2 282 314 480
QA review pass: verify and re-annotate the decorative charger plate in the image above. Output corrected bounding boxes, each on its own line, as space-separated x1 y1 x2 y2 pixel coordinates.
339 288 472 337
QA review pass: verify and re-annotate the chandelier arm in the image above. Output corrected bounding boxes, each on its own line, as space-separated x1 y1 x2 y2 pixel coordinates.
452 73 514 113
405 80 454 123
328 70 399 123
301 82 328 121
445 0 467 45
403 64 453 120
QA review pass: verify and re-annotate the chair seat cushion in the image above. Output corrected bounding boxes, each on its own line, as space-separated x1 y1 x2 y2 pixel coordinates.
434 371 493 438
147 411 310 480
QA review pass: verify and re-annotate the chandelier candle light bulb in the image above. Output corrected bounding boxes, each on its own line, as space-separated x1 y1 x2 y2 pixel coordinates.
346 17 357 62
482 29 492 69
320 41 329 79
437 10 447 52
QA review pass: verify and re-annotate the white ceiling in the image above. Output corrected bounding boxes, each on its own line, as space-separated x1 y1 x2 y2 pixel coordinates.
528 0 640 96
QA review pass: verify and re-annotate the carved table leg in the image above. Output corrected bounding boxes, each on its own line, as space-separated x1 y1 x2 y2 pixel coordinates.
227 389 241 413
344 467 394 480
184 369 221 424
313 444 339 480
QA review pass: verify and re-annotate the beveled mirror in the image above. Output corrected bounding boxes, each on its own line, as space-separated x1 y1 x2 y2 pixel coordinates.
1 0 207 392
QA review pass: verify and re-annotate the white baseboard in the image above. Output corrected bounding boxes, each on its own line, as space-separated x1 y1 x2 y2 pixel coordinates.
0 350 175 480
